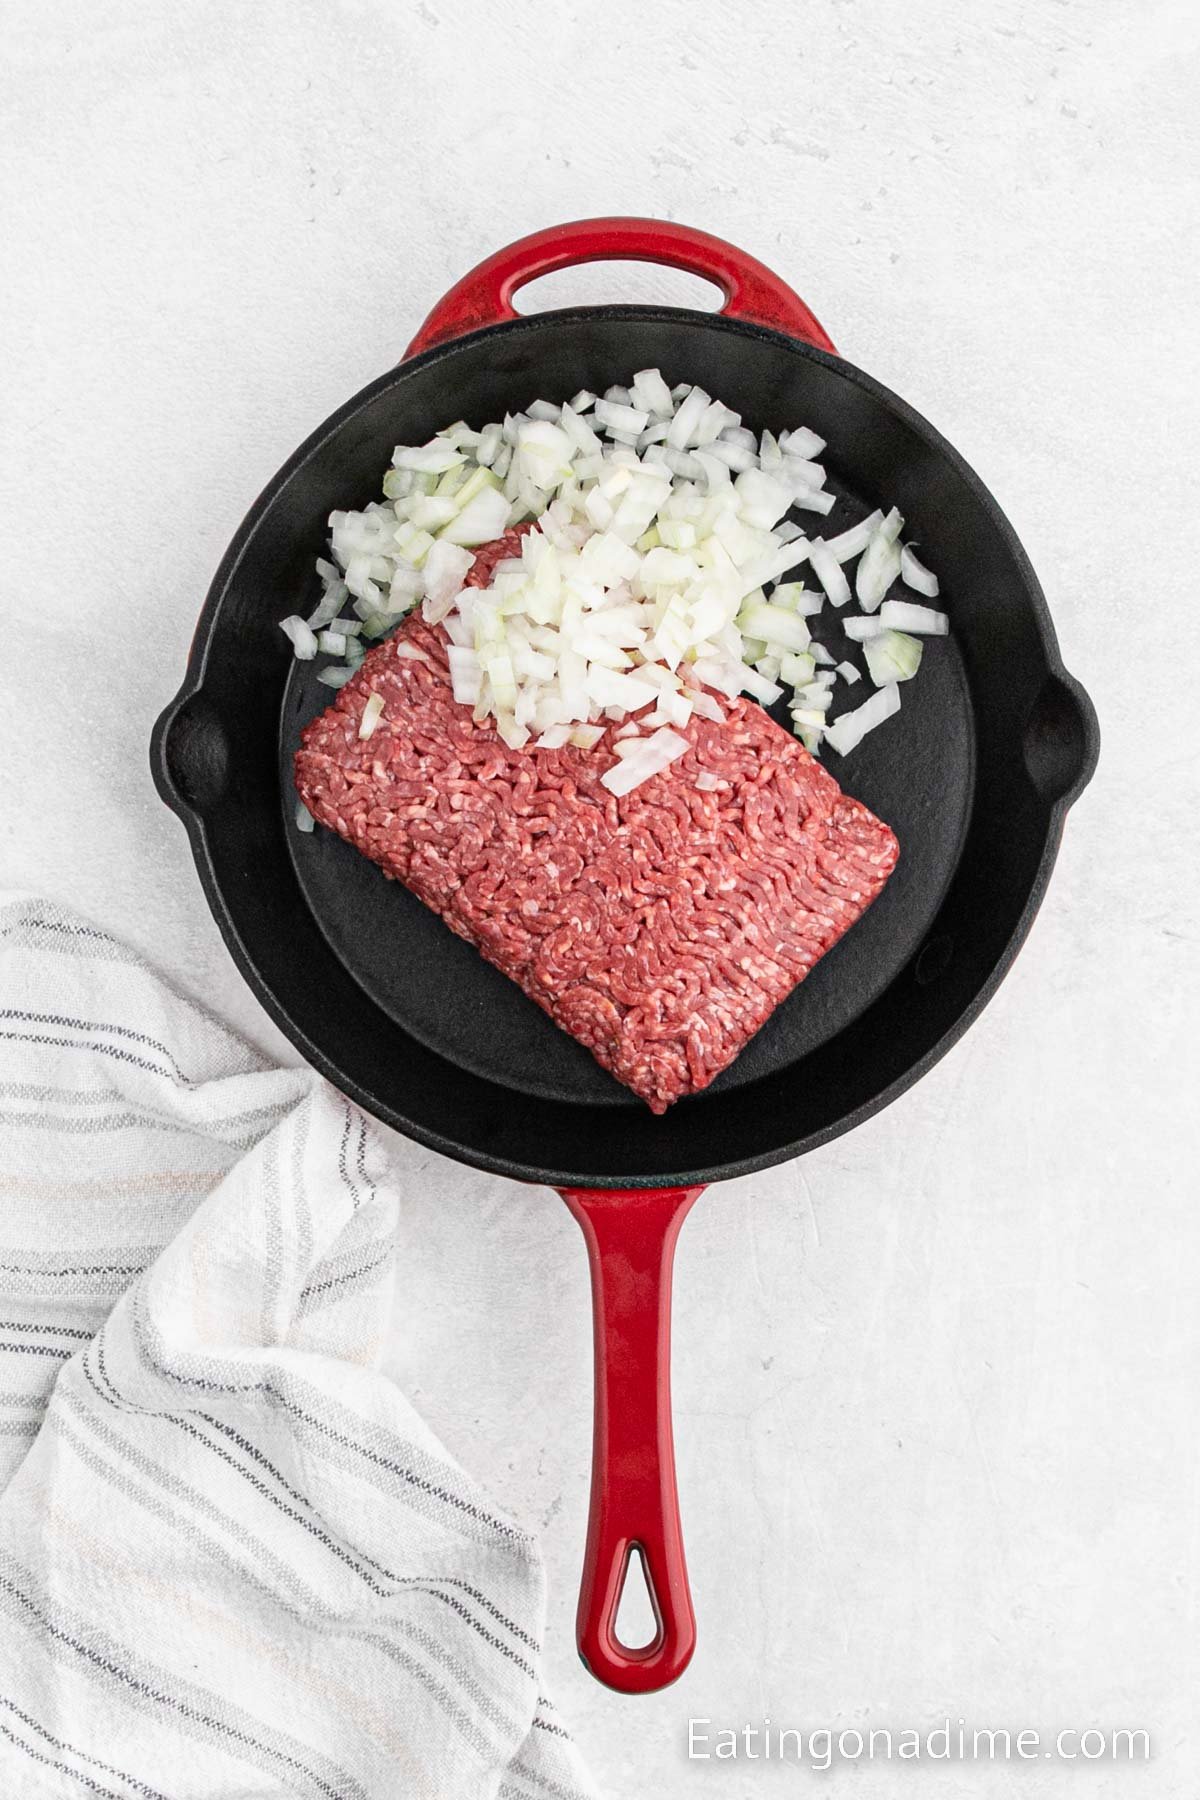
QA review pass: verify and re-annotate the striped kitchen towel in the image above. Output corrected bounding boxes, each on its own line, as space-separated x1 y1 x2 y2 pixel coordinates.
0 895 597 1799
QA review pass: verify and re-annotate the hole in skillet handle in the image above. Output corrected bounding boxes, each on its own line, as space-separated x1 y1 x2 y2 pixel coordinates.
512 261 725 316
613 1544 661 1653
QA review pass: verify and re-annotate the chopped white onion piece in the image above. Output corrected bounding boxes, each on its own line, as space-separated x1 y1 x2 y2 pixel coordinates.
879 598 948 635
900 544 940 597
358 692 385 739
737 601 811 655
864 629 923 686
779 651 816 687
631 367 676 417
856 507 905 611
600 726 689 796
667 386 710 449
594 398 650 435
739 665 784 705
475 422 503 466
447 646 481 705
689 689 726 724
843 615 886 642
823 509 884 563
696 770 720 791
772 581 824 617
295 799 316 833
823 682 901 756
808 540 852 608
280 615 318 659
791 487 836 514
779 426 826 459
703 438 758 473
439 485 512 546
836 660 861 685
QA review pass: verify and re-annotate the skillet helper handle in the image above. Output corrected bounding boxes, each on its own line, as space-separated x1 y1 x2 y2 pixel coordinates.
404 217 836 358
558 1184 704 1693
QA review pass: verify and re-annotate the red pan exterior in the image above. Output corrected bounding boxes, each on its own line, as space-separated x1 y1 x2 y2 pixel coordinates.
404 216 837 358
151 218 1099 1694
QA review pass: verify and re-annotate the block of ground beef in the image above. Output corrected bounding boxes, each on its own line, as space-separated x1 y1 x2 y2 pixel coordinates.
294 539 899 1112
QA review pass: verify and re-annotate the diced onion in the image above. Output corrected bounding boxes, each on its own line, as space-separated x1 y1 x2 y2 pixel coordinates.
440 486 511 547
448 646 481 704
823 682 901 756
864 630 923 686
280 615 318 659
358 692 385 739
299 371 948 768
739 665 784 705
856 508 904 611
842 616 885 642
779 426 825 459
879 598 948 635
594 398 650 435
808 540 852 608
737 601 811 655
689 689 726 724
295 799 316 833
600 726 689 796
779 653 817 689
823 510 884 563
900 544 940 597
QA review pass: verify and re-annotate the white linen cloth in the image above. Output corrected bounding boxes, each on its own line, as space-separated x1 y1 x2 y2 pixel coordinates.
0 895 596 1799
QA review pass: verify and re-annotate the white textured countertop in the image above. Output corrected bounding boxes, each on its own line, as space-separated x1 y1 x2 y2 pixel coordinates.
3 1 1197 1792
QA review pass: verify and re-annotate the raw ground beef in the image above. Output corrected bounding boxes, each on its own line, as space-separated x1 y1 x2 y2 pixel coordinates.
294 535 899 1112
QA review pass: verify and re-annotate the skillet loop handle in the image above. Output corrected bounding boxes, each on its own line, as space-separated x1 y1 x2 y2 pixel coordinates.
403 218 836 359
559 1184 704 1693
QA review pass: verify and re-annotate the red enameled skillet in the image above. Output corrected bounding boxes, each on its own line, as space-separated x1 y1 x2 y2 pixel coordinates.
152 218 1098 1691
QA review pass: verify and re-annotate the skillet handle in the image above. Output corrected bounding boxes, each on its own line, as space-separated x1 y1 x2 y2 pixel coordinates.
404 218 836 358
558 1183 704 1693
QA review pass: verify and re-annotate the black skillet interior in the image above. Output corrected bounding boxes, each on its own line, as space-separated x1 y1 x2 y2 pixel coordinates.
155 309 1098 1189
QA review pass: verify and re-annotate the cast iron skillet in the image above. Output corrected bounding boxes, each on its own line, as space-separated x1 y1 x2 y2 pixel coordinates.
151 219 1098 1693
